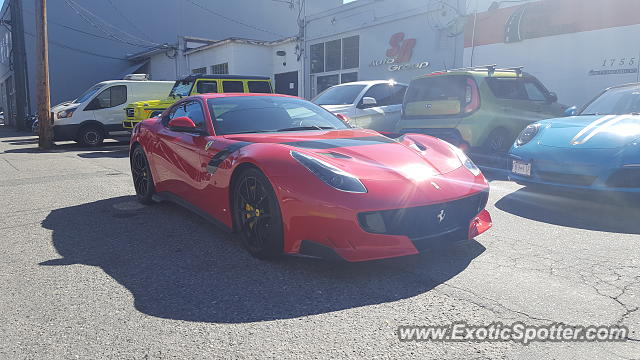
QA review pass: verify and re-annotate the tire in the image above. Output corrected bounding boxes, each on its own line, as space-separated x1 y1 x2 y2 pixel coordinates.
130 146 156 204
483 128 510 154
232 168 284 259
77 124 105 147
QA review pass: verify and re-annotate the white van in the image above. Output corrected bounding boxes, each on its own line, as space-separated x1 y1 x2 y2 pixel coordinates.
52 79 173 146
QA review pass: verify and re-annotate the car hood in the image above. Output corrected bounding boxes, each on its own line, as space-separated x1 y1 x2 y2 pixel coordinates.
129 98 175 109
51 102 78 112
537 115 640 149
224 129 463 180
319 104 354 114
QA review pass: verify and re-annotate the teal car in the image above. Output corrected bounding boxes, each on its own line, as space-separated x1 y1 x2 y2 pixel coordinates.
509 83 640 193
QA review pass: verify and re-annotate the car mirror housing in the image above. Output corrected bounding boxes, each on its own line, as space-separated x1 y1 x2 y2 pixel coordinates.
359 97 377 109
168 116 199 132
564 106 578 117
547 92 558 103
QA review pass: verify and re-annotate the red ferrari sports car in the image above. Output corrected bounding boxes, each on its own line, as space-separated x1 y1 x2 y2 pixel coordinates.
129 93 492 262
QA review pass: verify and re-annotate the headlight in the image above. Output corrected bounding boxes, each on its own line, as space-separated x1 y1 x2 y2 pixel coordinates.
516 123 541 146
448 143 481 176
57 107 78 119
291 151 367 193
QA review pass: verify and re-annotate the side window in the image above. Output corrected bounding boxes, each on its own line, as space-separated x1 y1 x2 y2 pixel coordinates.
486 78 527 100
362 84 404 107
195 80 218 94
86 85 127 110
185 101 206 129
524 81 548 101
222 81 244 93
164 102 188 126
388 85 408 105
248 81 272 93
111 85 127 107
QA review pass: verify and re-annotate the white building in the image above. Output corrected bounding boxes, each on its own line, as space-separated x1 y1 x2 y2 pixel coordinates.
142 0 467 99
303 0 466 98
136 36 302 97
463 0 640 106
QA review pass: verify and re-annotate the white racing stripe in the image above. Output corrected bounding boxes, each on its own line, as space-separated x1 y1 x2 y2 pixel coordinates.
577 115 631 145
570 115 617 145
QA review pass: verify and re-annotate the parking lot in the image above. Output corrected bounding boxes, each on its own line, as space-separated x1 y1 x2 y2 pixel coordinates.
1 126 639 359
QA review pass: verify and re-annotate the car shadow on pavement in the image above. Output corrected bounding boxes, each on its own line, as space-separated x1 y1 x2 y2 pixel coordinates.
2 141 128 155
40 196 485 324
495 187 640 234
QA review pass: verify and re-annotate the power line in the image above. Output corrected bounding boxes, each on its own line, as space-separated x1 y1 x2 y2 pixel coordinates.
22 7 153 48
64 0 160 48
24 30 128 60
182 0 288 38
105 0 153 42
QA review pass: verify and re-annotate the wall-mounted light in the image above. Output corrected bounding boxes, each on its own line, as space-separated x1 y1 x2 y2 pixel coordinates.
276 50 287 67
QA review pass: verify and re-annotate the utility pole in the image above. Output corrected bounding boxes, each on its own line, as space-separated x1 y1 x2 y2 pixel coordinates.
10 0 28 130
35 0 52 149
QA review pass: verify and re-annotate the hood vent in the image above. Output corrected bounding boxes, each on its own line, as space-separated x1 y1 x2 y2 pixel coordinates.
321 152 352 159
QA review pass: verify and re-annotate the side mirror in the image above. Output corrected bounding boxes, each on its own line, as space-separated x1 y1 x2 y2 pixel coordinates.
547 92 558 103
360 97 377 108
335 113 352 127
564 106 578 117
168 116 199 132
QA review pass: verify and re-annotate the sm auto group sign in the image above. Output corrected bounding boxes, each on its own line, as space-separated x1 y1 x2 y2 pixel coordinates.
369 32 430 72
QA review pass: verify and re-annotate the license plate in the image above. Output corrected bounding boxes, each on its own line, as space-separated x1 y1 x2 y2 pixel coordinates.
512 161 531 176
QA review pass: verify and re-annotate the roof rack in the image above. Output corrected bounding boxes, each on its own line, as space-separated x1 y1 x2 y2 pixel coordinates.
444 65 525 76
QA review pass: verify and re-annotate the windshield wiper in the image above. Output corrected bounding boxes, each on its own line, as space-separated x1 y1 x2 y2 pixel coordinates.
226 130 276 135
276 126 335 132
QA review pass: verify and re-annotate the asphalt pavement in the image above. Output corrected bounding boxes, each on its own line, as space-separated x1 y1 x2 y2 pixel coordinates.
0 126 638 359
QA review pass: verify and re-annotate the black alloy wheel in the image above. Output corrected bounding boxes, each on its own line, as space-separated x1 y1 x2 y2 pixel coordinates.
232 168 284 259
130 146 155 204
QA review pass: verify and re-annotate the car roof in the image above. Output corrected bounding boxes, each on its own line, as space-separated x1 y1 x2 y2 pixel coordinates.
418 70 525 78
192 93 301 100
331 80 408 86
178 74 271 81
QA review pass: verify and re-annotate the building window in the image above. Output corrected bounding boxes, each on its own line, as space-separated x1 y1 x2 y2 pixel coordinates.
310 43 324 74
192 67 207 74
316 74 340 95
325 39 341 72
210 63 229 75
342 36 359 69
340 72 358 84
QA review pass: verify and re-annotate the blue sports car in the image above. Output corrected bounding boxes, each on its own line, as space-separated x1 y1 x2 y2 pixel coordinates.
509 83 640 193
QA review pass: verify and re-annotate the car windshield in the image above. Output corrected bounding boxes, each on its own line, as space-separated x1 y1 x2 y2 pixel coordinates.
581 86 640 115
312 84 366 105
73 83 103 104
169 80 195 98
207 96 349 135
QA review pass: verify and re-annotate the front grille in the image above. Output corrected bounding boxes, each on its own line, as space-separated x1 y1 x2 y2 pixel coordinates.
537 171 597 187
400 128 465 146
126 108 134 118
358 192 488 243
606 168 640 188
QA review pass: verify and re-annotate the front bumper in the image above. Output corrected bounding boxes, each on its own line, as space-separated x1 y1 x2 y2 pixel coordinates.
508 153 640 193
288 190 492 262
